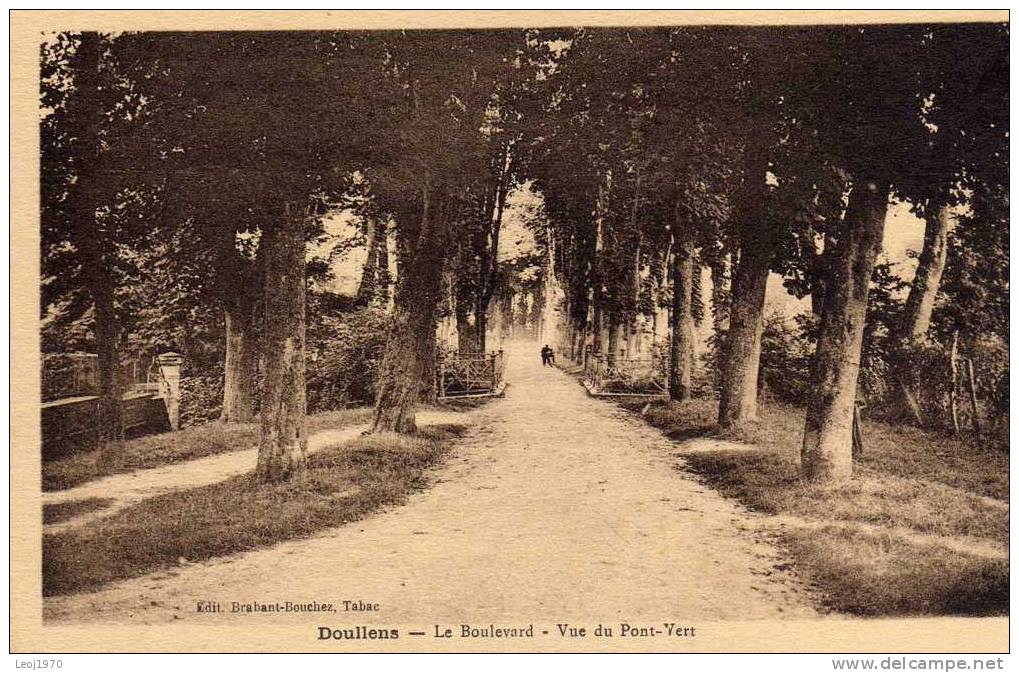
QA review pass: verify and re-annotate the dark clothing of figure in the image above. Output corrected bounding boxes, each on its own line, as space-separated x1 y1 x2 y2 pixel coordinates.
540 345 553 367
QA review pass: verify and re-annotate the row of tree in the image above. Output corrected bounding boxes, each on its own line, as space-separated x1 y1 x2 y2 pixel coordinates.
523 24 1007 481
42 30 556 480
42 25 1007 486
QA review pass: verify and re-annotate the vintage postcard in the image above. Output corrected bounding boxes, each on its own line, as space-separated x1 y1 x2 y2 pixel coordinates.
10 9 1010 654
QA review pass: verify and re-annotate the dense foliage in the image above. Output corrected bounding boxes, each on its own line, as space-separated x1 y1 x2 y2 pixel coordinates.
40 24 1008 483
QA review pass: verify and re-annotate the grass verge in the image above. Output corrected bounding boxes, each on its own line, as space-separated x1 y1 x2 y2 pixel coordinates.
618 397 1009 616
43 423 465 597
43 497 114 525
42 407 374 492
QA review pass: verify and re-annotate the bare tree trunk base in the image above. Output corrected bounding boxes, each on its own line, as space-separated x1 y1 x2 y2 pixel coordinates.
717 239 772 429
221 307 258 423
801 179 889 485
256 203 309 484
802 425 854 484
669 230 695 402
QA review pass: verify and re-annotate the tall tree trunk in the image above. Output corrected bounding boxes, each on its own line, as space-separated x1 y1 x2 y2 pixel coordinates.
90 252 125 466
576 324 587 365
215 208 266 423
654 244 671 357
708 255 729 332
375 219 391 306
899 203 953 341
809 286 825 318
419 325 439 405
372 187 447 433
256 203 309 483
801 179 890 484
890 204 953 421
476 144 510 356
592 300 603 353
591 177 608 355
475 311 488 353
455 303 476 354
669 229 695 402
718 244 772 427
74 184 124 466
803 230 830 319
628 171 644 359
69 33 124 466
355 217 380 307
948 329 961 434
718 145 777 428
606 313 620 368
220 231 262 424
221 303 258 423
705 252 729 330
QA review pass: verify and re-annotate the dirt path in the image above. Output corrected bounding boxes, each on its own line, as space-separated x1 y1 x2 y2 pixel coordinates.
45 345 817 624
42 411 459 532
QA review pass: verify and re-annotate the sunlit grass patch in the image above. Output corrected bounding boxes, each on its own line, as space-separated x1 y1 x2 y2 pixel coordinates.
782 523 1008 616
43 424 465 597
620 396 1009 616
43 407 373 492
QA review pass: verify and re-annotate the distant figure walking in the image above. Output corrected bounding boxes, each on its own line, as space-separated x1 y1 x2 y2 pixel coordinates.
541 344 555 367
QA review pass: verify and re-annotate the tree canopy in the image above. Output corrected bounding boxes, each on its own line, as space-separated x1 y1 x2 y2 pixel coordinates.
42 23 1008 484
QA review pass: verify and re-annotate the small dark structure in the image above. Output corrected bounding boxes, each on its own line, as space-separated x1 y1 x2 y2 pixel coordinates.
41 393 171 460
40 351 183 460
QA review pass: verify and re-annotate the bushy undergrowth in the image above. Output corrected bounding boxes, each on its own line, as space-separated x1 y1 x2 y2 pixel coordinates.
705 313 814 406
758 314 813 405
42 353 98 402
704 307 1008 440
180 367 225 427
175 308 390 425
307 307 389 412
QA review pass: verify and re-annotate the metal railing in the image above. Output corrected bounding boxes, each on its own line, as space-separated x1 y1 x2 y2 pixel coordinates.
581 349 666 395
437 350 506 399
42 353 166 402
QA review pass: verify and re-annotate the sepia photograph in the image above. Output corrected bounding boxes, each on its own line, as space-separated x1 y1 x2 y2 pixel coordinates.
9 9 1010 656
